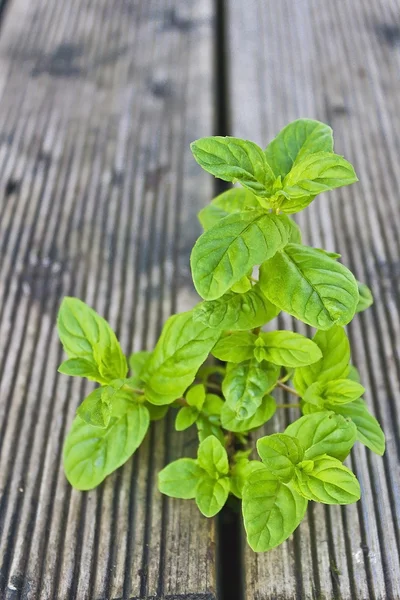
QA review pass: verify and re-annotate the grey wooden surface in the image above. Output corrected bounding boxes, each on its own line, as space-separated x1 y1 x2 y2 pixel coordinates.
0 0 217 599
227 0 400 599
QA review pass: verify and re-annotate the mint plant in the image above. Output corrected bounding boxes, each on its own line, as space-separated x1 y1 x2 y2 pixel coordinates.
57 119 385 552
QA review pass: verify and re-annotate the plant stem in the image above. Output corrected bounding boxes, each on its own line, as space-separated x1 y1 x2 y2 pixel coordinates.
277 381 301 397
206 381 222 392
277 403 301 409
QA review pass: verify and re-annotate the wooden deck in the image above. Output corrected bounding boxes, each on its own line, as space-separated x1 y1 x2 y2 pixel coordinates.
0 0 399 598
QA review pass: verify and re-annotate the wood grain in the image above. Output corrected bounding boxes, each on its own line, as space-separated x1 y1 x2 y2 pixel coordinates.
0 0 217 598
227 1 400 598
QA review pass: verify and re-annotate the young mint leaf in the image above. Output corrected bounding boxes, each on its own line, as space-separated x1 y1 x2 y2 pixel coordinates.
186 384 206 410
190 137 276 197
128 350 152 385
293 326 351 394
58 358 104 381
198 188 261 231
265 119 333 179
254 331 322 367
197 435 229 477
280 151 358 213
193 285 280 331
294 455 361 504
190 211 292 301
143 311 220 405
63 393 150 490
285 412 357 461
175 406 199 431
222 359 279 419
57 297 128 384
203 393 224 415
212 332 256 362
196 417 225 445
231 275 253 293
303 379 365 408
242 464 308 552
76 387 111 429
195 476 230 517
356 281 373 313
230 456 263 499
221 394 276 433
158 458 204 499
330 399 385 456
259 244 359 330
257 433 304 482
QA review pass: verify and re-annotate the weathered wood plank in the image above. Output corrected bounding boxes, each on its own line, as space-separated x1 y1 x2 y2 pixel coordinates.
0 0 217 598
227 0 400 598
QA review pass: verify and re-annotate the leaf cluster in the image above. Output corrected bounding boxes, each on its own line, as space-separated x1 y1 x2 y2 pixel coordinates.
57 119 385 552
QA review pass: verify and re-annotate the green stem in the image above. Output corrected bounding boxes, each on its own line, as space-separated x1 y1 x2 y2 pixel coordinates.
277 403 301 409
277 381 301 397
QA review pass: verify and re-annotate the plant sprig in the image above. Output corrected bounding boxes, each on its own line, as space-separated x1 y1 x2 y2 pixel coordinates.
57 119 385 553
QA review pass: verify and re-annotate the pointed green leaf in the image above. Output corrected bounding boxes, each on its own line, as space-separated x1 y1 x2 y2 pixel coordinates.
242 464 308 552
303 379 365 409
191 136 275 197
197 435 229 477
293 327 351 394
255 331 322 367
222 359 279 420
260 244 359 330
191 211 292 300
195 476 230 517
356 281 373 313
285 412 357 461
76 387 111 429
143 311 220 405
230 456 263 499
265 119 333 179
57 297 128 384
175 406 199 431
221 394 276 433
158 458 204 499
212 332 256 362
198 188 261 230
294 455 360 504
257 433 304 482
196 417 225 445
128 350 152 386
203 393 224 415
193 284 280 331
63 395 150 490
186 384 206 410
331 399 385 456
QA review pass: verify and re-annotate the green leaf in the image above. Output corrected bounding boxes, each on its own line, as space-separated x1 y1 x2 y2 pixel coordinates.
197 435 229 477
76 387 111 429
347 365 361 382
196 417 225 445
260 244 359 330
145 403 169 421
303 379 365 408
186 384 206 410
222 359 279 419
193 284 280 331
285 411 357 461
330 399 385 456
287 218 303 243
242 464 308 552
254 331 322 367
203 393 224 415
356 281 373 313
191 136 276 197
231 275 252 293
221 394 276 433
212 332 256 362
198 188 261 231
63 393 150 490
58 358 104 381
293 326 351 394
257 433 304 482
230 457 263 499
175 406 199 431
195 475 230 517
280 151 358 213
128 350 152 385
294 455 360 504
158 458 204 499
265 119 333 179
143 311 220 405
191 211 292 300
57 297 128 384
